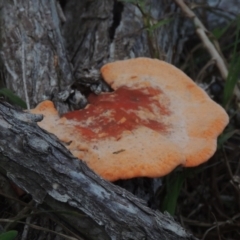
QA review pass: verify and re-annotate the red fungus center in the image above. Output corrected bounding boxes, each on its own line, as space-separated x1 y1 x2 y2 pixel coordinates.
63 86 171 140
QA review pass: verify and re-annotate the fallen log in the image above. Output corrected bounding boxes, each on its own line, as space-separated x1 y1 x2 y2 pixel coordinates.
0 101 197 240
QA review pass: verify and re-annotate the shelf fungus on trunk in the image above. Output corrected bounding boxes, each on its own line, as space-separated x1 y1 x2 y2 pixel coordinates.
30 58 229 181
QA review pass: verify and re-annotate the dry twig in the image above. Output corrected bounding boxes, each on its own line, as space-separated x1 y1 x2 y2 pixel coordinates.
174 0 240 98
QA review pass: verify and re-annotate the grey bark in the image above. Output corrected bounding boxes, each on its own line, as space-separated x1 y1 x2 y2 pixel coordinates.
0 0 78 113
0 101 197 240
62 0 185 93
0 0 196 239
0 0 185 111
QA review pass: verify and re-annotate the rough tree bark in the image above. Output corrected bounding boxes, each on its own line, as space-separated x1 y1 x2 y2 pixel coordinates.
0 0 185 110
0 0 195 239
0 0 77 113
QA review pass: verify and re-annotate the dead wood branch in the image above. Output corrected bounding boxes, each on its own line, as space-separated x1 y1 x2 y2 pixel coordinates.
0 101 197 240
174 0 240 98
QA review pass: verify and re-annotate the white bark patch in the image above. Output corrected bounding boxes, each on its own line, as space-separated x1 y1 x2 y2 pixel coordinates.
0 118 11 128
49 189 70 202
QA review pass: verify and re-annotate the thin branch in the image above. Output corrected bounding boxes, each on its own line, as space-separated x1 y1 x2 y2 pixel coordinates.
174 0 228 79
174 0 240 100
21 30 30 110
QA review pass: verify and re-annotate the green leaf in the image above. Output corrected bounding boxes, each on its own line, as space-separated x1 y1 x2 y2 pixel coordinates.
223 16 240 107
118 0 139 4
212 19 233 40
161 170 191 215
0 88 27 109
223 56 240 107
147 18 172 33
218 129 239 147
161 167 196 215
0 230 18 240
212 28 226 39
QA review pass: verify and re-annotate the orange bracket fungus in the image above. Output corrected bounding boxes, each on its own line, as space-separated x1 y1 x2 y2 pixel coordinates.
30 58 229 181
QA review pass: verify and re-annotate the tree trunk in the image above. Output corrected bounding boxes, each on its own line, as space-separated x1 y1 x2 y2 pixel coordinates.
0 0 76 113
0 0 195 239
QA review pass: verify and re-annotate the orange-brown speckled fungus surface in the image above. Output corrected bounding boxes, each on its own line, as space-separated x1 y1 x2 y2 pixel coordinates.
30 58 229 181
